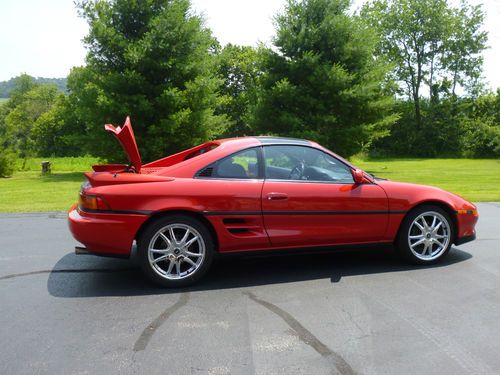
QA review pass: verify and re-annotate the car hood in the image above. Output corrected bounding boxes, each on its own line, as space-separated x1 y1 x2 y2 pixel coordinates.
105 116 142 173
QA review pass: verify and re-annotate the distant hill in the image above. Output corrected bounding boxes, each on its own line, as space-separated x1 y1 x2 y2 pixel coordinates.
0 76 67 98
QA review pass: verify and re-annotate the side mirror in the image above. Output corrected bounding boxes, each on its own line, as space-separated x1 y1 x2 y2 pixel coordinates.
352 169 365 184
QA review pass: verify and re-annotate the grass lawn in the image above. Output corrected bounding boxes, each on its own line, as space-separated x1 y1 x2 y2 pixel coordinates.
0 98 9 106
0 157 99 212
351 157 500 202
0 157 498 212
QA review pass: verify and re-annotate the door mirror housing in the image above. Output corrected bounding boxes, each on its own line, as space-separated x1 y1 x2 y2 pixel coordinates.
352 169 365 184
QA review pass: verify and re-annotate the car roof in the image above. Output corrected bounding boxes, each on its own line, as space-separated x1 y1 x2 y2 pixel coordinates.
253 136 312 145
216 136 312 147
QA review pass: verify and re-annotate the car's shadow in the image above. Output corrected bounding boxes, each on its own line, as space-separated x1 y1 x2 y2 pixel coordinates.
47 246 472 298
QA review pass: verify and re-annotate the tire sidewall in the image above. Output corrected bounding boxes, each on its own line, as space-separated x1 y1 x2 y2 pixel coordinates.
397 205 454 265
138 215 215 287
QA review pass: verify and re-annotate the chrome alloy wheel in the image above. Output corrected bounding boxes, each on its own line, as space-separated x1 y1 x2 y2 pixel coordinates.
147 224 205 280
407 211 451 261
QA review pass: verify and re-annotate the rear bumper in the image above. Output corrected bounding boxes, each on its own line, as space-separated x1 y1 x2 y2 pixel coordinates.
67 204 149 256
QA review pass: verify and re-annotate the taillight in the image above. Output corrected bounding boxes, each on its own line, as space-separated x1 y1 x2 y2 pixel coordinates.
79 192 110 211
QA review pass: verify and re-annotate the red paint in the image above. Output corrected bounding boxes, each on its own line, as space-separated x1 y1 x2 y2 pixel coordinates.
68 118 478 257
261 181 388 247
104 116 142 172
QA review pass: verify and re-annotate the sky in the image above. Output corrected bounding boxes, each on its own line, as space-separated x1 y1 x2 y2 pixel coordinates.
0 0 499 90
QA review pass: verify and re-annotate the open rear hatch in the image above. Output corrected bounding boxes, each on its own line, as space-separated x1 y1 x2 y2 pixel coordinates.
94 116 142 173
91 116 220 177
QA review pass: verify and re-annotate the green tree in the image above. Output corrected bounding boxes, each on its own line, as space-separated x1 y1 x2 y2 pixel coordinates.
216 44 261 136
458 89 500 157
0 98 17 177
4 83 59 164
32 94 85 157
6 74 37 108
443 1 487 97
0 146 16 177
362 0 487 129
252 0 397 157
70 0 229 162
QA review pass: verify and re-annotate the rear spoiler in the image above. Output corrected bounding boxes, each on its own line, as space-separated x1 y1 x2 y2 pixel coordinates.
84 172 174 187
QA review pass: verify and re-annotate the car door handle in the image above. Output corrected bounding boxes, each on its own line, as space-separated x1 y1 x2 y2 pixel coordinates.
266 192 288 200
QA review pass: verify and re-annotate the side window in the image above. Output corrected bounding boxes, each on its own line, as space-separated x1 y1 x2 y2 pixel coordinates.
264 145 354 183
197 148 260 179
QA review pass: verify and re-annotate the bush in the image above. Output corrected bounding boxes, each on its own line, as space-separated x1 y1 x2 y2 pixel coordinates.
460 119 500 158
0 149 17 177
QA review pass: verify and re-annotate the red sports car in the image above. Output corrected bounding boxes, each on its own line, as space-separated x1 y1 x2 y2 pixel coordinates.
68 117 478 287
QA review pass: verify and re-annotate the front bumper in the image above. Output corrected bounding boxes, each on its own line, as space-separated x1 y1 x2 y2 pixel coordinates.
68 204 149 256
455 233 476 246
454 206 478 246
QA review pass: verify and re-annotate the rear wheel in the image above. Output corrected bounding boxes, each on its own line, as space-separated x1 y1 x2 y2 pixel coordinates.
138 215 214 287
396 205 454 264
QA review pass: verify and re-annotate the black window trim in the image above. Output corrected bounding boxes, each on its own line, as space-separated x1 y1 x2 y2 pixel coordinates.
194 146 265 180
262 144 358 185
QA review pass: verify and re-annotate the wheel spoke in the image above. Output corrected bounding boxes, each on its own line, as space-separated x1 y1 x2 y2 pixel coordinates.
152 255 168 264
185 250 202 257
411 238 425 248
421 242 430 255
409 234 424 240
414 220 424 231
435 233 447 239
430 216 437 230
169 227 176 243
433 221 443 233
180 229 190 245
184 236 198 249
159 233 171 247
166 260 175 275
434 239 445 248
183 257 197 268
422 217 430 230
428 243 435 255
175 262 181 275
150 248 169 254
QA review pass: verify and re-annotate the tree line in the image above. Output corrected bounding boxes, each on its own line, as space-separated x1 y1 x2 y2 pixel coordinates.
0 77 67 98
1 0 499 177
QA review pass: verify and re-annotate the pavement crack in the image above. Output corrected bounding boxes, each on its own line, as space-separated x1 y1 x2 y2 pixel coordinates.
0 268 137 281
243 291 356 375
133 292 190 352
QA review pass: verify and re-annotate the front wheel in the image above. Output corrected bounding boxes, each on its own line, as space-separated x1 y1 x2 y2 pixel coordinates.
138 215 215 287
396 205 454 264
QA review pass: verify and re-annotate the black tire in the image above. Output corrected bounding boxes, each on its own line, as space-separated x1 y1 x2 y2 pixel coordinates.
138 214 215 287
396 205 454 265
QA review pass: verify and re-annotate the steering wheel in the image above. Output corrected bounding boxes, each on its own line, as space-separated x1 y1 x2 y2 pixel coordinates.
289 162 305 180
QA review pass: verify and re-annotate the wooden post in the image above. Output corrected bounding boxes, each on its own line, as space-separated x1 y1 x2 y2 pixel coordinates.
41 161 51 174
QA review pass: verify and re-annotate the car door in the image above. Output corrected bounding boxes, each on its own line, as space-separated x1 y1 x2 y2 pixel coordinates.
195 147 270 252
261 145 389 248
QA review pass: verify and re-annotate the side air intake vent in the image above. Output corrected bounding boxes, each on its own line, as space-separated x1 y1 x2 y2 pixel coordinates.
198 167 213 177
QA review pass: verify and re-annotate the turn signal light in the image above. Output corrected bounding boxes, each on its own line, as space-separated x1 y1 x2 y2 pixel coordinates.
457 209 478 216
79 193 110 211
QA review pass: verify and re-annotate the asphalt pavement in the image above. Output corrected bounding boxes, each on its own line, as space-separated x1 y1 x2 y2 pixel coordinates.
1 203 499 374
